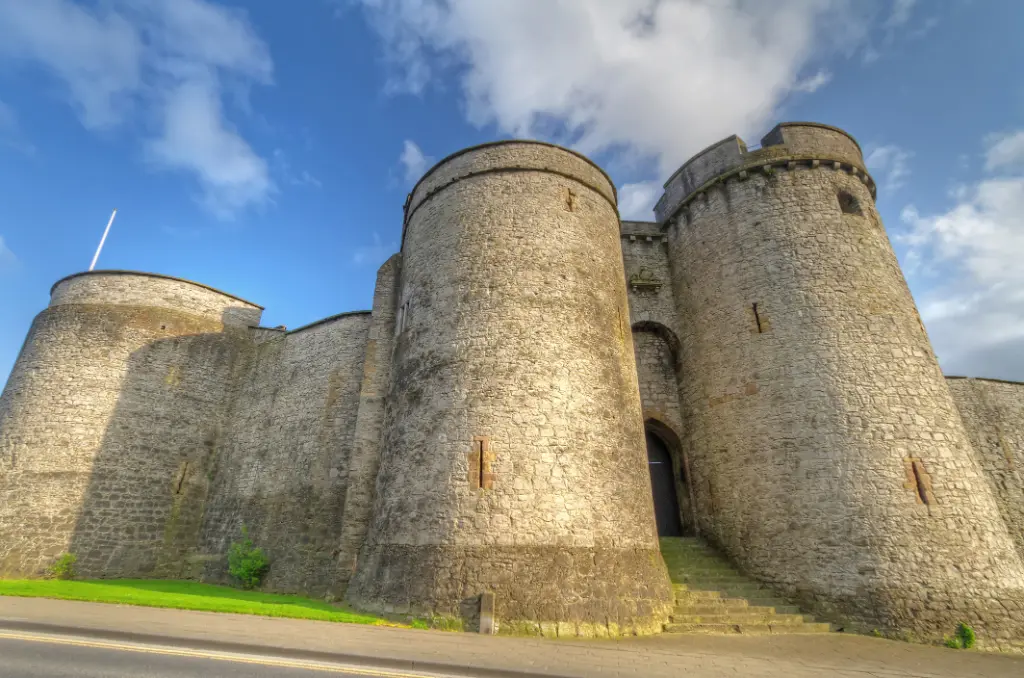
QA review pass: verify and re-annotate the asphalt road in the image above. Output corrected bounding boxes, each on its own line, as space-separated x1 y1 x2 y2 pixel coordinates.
0 630 459 678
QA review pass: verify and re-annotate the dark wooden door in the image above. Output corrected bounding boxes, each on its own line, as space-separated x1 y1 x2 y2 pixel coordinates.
646 430 683 537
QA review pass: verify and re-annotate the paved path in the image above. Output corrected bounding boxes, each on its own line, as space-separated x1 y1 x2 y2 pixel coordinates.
0 630 449 678
1 597 1022 678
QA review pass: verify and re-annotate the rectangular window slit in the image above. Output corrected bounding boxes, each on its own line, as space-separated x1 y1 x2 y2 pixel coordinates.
911 461 931 505
752 303 763 333
175 461 189 495
478 441 485 488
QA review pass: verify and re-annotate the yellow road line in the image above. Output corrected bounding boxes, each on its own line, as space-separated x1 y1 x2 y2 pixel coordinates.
0 630 447 677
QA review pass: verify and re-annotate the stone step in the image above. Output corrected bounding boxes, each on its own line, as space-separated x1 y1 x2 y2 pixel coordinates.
671 585 721 597
663 622 832 635
664 561 742 571
744 598 796 610
675 600 752 613
669 612 813 625
671 577 753 585
684 585 774 598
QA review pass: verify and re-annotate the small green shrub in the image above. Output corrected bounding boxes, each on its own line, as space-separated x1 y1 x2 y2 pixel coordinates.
944 622 976 649
227 526 269 590
49 553 77 580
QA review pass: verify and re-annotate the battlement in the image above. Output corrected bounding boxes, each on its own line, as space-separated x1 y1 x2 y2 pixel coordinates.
401 140 618 250
654 122 874 224
50 270 263 327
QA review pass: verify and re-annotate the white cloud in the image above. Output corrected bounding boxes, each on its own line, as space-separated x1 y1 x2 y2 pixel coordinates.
618 181 661 221
0 0 274 218
0 235 17 273
898 135 1024 380
271 148 323 189
984 130 1024 172
793 70 832 93
351 231 398 267
865 144 912 192
355 0 875 182
400 139 432 184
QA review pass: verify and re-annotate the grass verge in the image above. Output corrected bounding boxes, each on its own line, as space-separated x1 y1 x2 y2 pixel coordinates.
0 579 422 628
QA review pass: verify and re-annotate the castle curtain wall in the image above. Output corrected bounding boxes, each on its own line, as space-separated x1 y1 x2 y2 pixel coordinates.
0 273 260 578
947 377 1024 563
335 254 400 594
197 313 371 598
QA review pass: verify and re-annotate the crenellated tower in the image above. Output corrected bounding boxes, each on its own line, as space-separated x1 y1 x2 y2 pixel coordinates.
655 121 1024 643
345 141 674 634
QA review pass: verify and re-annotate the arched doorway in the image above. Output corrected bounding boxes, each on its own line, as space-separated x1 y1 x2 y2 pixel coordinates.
646 429 683 537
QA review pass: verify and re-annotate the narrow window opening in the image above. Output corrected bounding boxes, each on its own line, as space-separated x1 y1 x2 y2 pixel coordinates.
752 303 763 333
911 460 932 505
175 461 189 495
838 190 862 216
478 440 485 489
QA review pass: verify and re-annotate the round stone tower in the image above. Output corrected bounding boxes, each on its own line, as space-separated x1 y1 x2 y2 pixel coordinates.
345 141 673 635
0 271 261 578
655 122 1024 646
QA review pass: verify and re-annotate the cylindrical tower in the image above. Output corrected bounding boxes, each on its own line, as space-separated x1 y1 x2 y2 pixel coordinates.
656 122 1024 646
346 141 673 635
0 271 261 578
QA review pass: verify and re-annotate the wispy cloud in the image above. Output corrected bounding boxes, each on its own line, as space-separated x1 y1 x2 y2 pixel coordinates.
0 98 36 155
898 130 1024 380
272 148 323 189
865 144 913 193
351 231 397 267
399 139 432 184
618 181 661 221
0 0 274 218
984 130 1024 172
0 235 18 273
793 69 832 93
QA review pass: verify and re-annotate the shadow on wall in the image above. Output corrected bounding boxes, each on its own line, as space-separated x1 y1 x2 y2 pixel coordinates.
67 310 250 580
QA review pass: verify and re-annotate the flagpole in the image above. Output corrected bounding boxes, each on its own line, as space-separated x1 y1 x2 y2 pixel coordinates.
89 209 118 272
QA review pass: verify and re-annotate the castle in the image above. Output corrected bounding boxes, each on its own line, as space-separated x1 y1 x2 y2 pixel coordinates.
2 122 1023 649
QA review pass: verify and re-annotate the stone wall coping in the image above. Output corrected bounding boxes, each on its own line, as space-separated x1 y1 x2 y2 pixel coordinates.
50 270 264 309
286 310 372 336
401 140 618 252
655 121 870 224
655 155 877 226
945 375 1024 386
407 139 617 209
768 121 864 152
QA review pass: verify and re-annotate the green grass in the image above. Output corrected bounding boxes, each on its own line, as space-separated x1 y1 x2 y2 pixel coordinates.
0 579 416 627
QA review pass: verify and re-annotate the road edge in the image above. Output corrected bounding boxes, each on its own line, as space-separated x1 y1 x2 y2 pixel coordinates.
0 618 577 678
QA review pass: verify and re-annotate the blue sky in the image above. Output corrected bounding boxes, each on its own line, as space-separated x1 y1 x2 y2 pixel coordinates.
1 0 1023 384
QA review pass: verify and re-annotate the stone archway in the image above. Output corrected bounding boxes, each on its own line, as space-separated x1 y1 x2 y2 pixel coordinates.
646 427 683 536
645 418 696 537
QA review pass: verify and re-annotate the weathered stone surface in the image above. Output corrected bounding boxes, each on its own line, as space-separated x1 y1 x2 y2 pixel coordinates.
1 123 1022 649
661 124 1024 647
346 141 674 630
947 377 1024 564
196 312 371 597
0 273 259 578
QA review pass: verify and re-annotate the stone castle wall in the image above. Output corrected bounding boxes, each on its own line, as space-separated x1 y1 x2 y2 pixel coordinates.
1 124 1022 648
0 272 260 578
656 122 1024 647
196 313 371 597
346 141 674 633
947 377 1024 564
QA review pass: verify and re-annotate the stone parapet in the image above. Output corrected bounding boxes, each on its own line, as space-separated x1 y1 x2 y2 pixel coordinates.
655 122 874 224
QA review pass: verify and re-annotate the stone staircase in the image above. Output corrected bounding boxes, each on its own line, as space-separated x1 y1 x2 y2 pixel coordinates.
660 537 831 635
